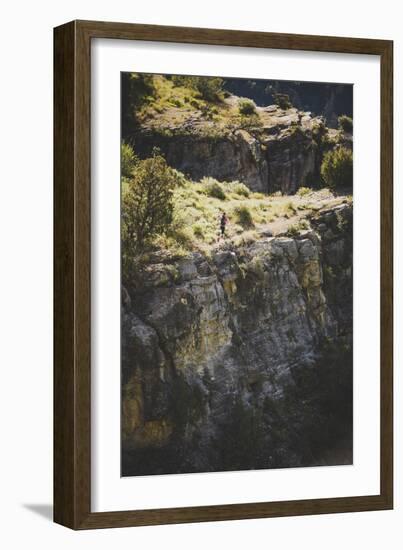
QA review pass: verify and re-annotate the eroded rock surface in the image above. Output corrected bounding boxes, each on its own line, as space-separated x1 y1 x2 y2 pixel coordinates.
131 105 348 194
122 204 353 475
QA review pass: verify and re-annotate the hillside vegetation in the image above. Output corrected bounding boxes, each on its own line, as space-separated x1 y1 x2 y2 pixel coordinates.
122 145 351 271
121 73 353 268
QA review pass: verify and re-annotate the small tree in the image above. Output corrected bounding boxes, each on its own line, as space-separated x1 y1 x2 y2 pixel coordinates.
273 93 292 110
338 115 353 134
171 75 224 101
194 76 224 101
238 98 257 116
171 75 192 87
122 151 182 257
321 147 353 189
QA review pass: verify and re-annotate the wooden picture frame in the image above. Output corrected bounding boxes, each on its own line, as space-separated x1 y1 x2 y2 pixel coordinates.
54 20 393 529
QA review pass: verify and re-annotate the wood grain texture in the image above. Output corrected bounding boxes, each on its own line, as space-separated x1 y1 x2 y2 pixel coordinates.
54 20 393 530
54 21 76 528
54 20 92 528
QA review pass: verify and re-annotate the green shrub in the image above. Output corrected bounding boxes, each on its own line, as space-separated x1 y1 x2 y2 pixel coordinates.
235 113 263 130
299 219 309 230
171 75 224 101
321 147 353 189
234 205 254 229
122 150 183 259
224 180 250 197
273 92 292 110
170 168 188 188
121 142 138 177
195 76 224 101
171 75 190 87
238 98 257 116
287 220 309 236
201 177 226 200
233 182 250 197
287 224 299 236
338 115 353 134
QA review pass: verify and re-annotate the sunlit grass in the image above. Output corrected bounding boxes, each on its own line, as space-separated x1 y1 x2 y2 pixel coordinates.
124 166 348 258
136 75 261 132
164 177 313 253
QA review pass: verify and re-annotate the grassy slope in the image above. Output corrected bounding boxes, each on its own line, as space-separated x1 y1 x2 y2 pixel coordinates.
123 175 352 258
135 75 325 138
123 74 352 259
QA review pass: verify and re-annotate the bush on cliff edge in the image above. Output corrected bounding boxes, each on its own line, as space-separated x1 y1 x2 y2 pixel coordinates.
238 98 257 116
320 146 353 189
338 115 353 134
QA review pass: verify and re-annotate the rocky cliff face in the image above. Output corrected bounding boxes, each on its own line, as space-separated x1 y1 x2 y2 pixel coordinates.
121 204 353 475
132 107 334 195
224 79 353 129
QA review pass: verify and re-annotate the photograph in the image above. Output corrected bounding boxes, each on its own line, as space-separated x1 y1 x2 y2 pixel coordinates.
0 0 395 539
120 72 354 477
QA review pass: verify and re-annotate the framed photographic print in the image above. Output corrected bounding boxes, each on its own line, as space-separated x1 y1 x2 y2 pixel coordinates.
54 20 393 529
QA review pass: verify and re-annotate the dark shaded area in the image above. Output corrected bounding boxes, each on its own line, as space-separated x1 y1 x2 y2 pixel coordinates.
223 78 353 128
122 342 353 476
121 72 155 138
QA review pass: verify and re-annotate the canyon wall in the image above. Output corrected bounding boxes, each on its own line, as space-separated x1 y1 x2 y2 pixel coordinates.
130 108 338 194
121 203 353 475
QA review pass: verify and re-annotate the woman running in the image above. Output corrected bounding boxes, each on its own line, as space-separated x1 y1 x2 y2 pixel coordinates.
219 212 228 238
